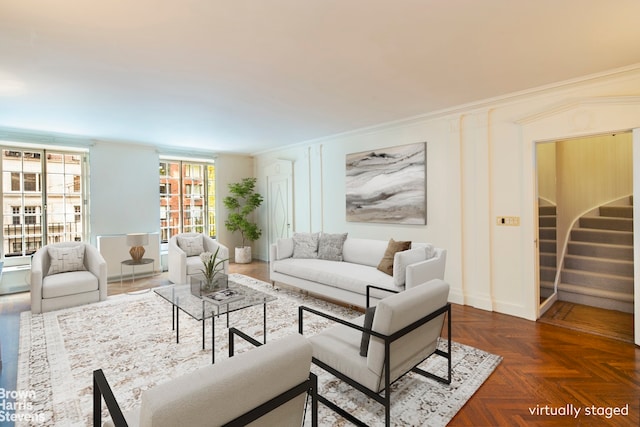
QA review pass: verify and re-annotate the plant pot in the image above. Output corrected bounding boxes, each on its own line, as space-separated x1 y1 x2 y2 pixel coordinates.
235 246 252 264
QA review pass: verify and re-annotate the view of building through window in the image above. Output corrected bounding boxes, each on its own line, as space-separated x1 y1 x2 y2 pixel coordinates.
1 149 86 258
159 159 216 243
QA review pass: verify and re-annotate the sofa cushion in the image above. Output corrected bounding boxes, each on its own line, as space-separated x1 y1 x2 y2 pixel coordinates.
377 239 411 275
292 232 319 259
392 247 427 286
342 238 389 267
318 233 348 261
136 333 312 427
309 313 380 392
276 238 294 260
272 258 398 295
177 235 204 257
47 245 86 275
42 271 98 299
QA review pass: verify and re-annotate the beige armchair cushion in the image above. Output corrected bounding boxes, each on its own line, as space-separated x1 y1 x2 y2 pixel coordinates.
118 333 312 427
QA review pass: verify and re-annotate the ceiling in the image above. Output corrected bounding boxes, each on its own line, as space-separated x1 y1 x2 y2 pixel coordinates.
1 1 640 155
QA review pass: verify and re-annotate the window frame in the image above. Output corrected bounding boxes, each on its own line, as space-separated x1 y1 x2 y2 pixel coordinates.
159 158 216 244
0 146 89 266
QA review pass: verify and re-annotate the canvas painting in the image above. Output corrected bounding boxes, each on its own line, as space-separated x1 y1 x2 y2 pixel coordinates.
346 142 426 224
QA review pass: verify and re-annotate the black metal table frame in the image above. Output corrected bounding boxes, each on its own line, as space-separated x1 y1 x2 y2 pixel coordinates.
170 297 269 363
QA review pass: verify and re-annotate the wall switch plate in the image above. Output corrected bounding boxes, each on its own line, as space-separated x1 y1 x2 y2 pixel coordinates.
497 216 520 226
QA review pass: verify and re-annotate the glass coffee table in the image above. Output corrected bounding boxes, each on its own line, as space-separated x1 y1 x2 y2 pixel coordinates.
154 276 277 363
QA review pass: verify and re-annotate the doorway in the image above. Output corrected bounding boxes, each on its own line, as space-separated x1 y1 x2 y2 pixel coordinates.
535 132 634 342
265 160 293 259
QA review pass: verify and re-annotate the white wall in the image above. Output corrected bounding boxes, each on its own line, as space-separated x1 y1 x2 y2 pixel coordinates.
214 154 255 260
89 141 160 244
255 65 640 333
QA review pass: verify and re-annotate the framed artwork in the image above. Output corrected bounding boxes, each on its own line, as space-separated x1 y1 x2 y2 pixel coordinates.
346 142 426 224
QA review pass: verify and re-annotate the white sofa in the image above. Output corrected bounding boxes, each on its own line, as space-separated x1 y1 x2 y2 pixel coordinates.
168 233 229 285
270 235 446 308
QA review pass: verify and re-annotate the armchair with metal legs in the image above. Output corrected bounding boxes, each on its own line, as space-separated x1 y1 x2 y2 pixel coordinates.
94 330 317 427
299 278 451 427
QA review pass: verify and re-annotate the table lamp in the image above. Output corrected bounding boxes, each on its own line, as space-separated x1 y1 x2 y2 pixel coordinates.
126 233 149 262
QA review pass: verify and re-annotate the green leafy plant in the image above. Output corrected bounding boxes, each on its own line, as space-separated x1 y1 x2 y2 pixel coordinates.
199 246 227 285
223 177 264 247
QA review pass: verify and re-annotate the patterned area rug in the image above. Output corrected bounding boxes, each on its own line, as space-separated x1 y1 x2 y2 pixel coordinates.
16 274 501 426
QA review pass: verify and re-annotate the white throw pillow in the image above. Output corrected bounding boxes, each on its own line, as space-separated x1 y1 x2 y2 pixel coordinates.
48 245 86 275
392 247 427 286
423 243 436 259
276 238 294 260
177 235 204 257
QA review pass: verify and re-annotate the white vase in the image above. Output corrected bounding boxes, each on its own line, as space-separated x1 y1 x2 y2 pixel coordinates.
235 246 252 264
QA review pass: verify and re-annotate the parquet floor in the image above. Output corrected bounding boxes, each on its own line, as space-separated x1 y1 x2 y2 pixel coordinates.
1 261 638 427
539 300 634 343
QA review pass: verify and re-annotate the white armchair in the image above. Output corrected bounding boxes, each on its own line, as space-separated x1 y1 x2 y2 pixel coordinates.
30 242 107 314
168 233 229 284
95 332 317 427
299 278 451 426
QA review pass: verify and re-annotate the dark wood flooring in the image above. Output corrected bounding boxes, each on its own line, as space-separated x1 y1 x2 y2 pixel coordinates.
1 261 638 427
540 300 634 344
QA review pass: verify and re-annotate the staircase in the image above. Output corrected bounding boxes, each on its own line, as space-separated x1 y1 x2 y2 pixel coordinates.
538 204 557 301
558 198 634 313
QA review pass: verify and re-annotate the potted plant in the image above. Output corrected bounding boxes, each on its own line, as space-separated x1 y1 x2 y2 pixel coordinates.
223 177 264 263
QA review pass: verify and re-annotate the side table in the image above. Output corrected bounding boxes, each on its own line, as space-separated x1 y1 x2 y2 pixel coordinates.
120 258 155 285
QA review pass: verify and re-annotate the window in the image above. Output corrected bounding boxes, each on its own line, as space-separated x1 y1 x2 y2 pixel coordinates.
2 148 87 258
159 159 216 243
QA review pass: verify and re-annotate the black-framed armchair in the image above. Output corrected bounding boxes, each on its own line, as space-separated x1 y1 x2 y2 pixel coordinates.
94 331 317 427
299 278 451 427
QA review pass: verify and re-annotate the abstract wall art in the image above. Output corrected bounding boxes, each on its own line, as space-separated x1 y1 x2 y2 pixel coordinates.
346 142 426 224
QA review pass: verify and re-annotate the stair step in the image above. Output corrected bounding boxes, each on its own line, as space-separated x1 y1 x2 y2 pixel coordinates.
567 241 633 260
539 265 557 282
540 280 555 299
564 254 633 277
539 205 556 215
600 205 633 218
561 268 634 294
539 240 556 253
570 228 633 245
539 216 556 227
558 283 634 313
579 216 633 231
539 227 556 240
539 253 557 267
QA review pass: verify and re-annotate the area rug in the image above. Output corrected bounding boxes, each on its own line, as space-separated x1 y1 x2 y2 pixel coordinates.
16 274 502 426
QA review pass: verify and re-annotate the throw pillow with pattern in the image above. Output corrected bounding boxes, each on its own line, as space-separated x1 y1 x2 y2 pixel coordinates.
292 232 319 259
177 235 204 257
48 245 86 275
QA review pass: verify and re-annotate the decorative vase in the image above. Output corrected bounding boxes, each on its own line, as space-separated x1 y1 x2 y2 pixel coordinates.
235 246 252 264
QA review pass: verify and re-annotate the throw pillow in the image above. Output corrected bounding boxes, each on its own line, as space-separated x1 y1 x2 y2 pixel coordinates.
318 232 348 261
177 235 204 257
292 232 319 259
359 306 376 357
392 247 427 287
48 245 86 275
276 238 294 260
376 238 411 276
